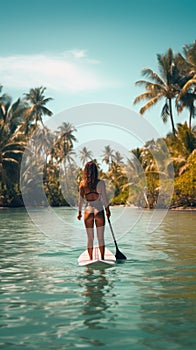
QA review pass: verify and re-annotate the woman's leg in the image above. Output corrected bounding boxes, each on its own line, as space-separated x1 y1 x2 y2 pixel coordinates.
84 210 94 259
95 210 105 259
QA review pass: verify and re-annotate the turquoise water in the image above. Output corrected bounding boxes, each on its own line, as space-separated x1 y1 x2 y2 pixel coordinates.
0 207 195 350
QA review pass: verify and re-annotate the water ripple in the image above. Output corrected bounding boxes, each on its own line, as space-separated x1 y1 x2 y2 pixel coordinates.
0 208 196 349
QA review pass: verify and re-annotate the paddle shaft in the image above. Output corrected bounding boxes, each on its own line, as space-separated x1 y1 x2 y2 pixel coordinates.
107 218 118 250
107 218 127 259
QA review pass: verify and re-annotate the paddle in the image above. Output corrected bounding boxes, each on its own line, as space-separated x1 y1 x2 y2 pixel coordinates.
107 218 127 260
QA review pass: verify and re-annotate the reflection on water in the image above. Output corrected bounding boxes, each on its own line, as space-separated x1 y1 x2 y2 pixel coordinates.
81 270 112 322
132 211 196 350
76 268 116 347
0 208 196 349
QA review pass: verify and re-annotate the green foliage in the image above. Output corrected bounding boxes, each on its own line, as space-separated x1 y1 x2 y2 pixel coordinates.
110 186 129 205
172 150 196 207
0 40 195 208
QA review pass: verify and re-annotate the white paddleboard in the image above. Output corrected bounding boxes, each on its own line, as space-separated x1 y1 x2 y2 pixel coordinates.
78 246 116 267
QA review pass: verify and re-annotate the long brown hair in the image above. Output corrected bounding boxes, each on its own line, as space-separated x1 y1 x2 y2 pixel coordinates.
83 161 98 190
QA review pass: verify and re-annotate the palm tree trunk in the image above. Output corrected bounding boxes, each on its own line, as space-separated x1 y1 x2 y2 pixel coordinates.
169 99 176 135
189 109 192 130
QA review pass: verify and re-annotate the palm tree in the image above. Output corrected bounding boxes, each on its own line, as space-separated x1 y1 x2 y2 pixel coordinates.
65 148 76 166
102 145 114 167
31 126 54 162
176 41 196 129
0 88 28 204
105 160 128 204
54 122 77 163
0 87 27 133
113 151 124 164
0 90 27 179
0 87 12 122
165 122 196 177
134 48 181 135
177 92 195 129
79 146 93 166
0 133 25 189
181 41 196 91
0 116 26 196
168 123 194 157
24 87 53 130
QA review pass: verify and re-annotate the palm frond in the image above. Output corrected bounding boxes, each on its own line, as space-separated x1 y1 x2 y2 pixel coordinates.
133 91 158 104
142 68 164 85
3 141 26 150
181 78 196 95
135 80 150 87
2 149 24 156
136 80 165 93
43 97 53 104
41 106 53 117
2 158 19 165
140 95 162 114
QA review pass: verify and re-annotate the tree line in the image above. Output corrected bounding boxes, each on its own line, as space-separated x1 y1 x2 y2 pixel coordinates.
0 41 195 208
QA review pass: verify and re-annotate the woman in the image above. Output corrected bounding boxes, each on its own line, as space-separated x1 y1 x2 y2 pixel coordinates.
77 161 111 260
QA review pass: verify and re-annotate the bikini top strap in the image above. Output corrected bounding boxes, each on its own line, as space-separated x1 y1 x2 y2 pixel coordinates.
84 190 99 196
83 179 100 196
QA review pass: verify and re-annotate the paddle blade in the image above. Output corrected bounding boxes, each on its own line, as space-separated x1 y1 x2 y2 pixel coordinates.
107 218 127 260
115 248 127 260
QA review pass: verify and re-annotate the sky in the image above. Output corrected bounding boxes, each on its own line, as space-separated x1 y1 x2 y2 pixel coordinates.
0 0 195 142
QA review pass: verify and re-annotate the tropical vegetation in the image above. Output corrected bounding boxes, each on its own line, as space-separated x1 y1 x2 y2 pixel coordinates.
0 41 195 208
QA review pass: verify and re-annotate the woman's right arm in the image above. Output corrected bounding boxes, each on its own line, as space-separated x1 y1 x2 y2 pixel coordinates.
100 180 111 218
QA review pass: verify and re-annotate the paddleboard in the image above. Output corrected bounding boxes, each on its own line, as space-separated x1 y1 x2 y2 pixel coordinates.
78 246 116 267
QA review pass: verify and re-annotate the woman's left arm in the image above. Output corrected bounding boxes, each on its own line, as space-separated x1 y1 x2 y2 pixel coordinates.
77 184 85 220
100 180 111 218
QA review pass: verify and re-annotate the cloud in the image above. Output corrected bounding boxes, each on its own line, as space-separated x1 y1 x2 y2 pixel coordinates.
67 49 87 59
0 51 118 93
65 49 100 64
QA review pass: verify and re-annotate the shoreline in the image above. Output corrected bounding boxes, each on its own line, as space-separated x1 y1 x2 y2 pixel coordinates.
169 206 196 211
0 204 196 211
